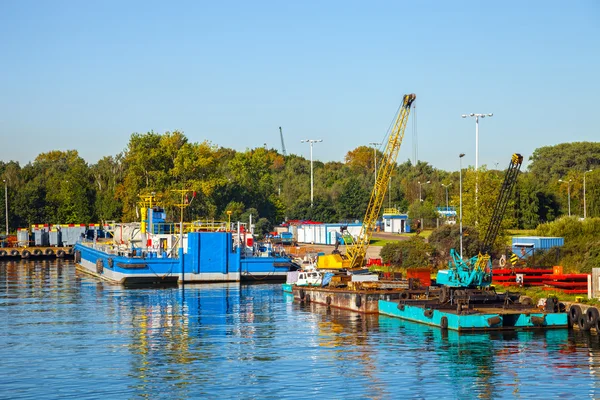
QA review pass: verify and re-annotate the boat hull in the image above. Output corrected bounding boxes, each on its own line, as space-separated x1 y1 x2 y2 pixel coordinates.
378 300 568 331
75 231 296 285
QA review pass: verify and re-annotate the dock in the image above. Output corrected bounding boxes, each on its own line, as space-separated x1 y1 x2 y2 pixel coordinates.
0 247 74 259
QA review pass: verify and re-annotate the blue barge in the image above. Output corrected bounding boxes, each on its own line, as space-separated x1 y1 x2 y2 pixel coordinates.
75 231 297 285
378 300 568 331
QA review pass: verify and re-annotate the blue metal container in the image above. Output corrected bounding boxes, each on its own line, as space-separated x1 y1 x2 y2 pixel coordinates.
512 236 564 253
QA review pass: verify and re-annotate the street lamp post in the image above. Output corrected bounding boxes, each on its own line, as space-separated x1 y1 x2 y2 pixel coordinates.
459 153 465 258
301 139 323 207
584 170 593 219
558 179 573 217
418 180 430 202
441 183 452 211
3 179 7 235
461 112 493 224
369 142 382 182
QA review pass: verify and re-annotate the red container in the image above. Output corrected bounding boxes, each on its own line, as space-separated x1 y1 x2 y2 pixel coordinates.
407 268 431 287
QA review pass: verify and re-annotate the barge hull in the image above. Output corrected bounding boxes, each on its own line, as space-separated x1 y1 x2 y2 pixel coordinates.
290 285 406 314
379 300 568 331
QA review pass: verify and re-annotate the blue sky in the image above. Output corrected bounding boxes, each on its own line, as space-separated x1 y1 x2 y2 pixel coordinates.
1 1 598 171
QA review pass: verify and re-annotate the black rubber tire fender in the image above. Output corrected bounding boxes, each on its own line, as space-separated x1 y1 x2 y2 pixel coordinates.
96 258 104 274
107 258 114 268
74 250 81 263
300 289 305 300
586 307 599 326
424 309 434 318
569 305 582 326
397 303 405 311
33 249 42 256
355 295 362 308
57 250 66 258
558 302 567 313
21 250 30 258
440 316 449 330
0 250 6 257
44 248 54 256
579 315 592 331
10 249 19 256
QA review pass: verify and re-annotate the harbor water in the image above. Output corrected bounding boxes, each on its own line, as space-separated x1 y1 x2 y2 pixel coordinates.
2 260 600 399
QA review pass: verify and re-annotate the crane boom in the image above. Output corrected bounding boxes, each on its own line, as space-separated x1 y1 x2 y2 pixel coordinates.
345 94 416 269
279 127 287 156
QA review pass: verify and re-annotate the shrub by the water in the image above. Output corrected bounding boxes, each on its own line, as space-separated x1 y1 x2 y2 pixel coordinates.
535 217 600 273
380 237 432 268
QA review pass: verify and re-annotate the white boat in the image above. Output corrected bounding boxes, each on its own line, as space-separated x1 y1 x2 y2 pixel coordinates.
296 269 323 286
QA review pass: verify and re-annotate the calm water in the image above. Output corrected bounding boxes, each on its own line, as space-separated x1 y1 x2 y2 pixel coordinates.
1 260 600 399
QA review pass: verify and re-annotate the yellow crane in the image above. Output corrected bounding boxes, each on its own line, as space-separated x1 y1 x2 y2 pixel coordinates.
318 93 416 270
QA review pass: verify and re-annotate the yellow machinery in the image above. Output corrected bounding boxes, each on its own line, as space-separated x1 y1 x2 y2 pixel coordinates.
318 93 416 270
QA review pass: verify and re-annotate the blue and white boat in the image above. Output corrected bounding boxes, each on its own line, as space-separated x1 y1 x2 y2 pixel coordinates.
74 206 298 285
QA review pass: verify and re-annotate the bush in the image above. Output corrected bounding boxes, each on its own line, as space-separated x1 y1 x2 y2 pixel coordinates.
380 237 432 268
534 217 600 273
428 224 481 267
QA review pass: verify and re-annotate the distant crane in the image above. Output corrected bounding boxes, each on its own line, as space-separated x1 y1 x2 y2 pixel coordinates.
279 127 287 156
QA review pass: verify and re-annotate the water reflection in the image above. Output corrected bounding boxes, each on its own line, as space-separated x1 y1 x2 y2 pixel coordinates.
3 260 600 399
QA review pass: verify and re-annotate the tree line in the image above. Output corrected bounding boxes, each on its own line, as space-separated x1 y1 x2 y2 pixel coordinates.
1 132 599 237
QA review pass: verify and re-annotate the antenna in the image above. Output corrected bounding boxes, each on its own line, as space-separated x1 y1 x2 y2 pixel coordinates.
279 126 287 156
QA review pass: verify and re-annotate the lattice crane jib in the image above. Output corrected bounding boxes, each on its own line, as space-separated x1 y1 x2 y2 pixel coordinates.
346 94 416 269
437 153 523 288
480 153 523 255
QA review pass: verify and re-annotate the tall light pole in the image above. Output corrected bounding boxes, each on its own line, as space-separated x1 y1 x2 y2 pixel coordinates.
584 170 593 219
3 179 7 236
461 112 493 224
369 142 382 182
558 179 572 217
418 180 430 202
459 153 465 258
301 139 322 207
441 183 452 211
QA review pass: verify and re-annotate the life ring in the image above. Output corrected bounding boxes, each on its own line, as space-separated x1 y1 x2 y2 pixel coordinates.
107 258 114 268
440 316 448 330
45 248 54 256
33 249 42 256
21 250 30 259
57 250 66 258
326 296 332 306
0 250 6 257
96 258 104 274
355 295 362 308
499 254 507 267
424 309 434 318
